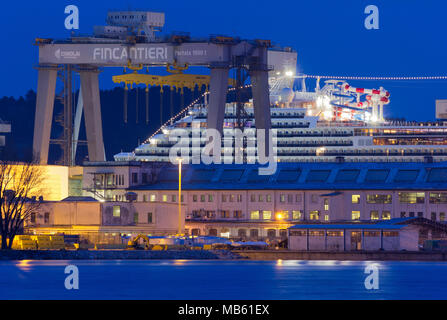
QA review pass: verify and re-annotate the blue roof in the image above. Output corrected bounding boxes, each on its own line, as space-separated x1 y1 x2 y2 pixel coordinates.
130 161 447 191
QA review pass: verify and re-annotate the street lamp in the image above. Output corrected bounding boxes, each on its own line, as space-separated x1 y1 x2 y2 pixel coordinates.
177 158 183 235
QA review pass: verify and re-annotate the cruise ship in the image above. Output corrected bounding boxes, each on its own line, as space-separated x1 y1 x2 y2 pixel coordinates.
114 77 447 164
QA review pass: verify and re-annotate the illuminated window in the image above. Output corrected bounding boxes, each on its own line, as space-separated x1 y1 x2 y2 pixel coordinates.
133 212 138 224
324 199 329 211
150 194 156 202
327 231 343 237
263 211 272 220
440 213 445 222
162 195 168 202
220 210 230 218
237 194 242 202
230 195 235 202
383 231 399 237
290 230 307 236
382 211 391 220
429 193 447 204
208 194 214 202
280 194 285 203
200 195 206 202
324 214 329 221
364 231 380 237
258 195 264 202
250 211 260 220
398 192 425 204
309 230 325 236
370 210 379 220
352 211 361 220
352 195 360 204
233 210 243 218
266 194 272 202
113 206 121 217
309 210 320 220
367 194 392 204
292 210 302 220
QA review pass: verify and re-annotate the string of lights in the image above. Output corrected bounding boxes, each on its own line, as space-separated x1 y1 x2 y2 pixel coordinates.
304 75 447 81
145 85 253 142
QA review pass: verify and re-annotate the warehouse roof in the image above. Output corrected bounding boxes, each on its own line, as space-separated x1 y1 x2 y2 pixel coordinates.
130 161 447 191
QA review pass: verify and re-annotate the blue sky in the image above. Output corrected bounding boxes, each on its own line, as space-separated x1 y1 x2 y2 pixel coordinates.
1 0 446 120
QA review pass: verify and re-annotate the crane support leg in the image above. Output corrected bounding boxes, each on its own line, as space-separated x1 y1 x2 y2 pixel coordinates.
80 68 106 162
250 68 272 154
33 65 58 164
206 67 229 135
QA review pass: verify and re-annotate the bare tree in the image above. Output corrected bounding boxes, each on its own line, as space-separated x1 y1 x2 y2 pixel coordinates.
0 161 44 250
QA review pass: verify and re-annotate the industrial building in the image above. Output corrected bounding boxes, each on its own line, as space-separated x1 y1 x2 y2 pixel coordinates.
288 218 447 251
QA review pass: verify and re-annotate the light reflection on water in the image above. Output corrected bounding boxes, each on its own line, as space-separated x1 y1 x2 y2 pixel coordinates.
0 260 445 300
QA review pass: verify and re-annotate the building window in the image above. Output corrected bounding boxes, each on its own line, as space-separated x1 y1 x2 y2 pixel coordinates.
296 194 302 202
440 212 445 221
220 210 230 218
250 229 259 239
150 194 156 202
352 211 361 220
193 195 198 202
147 212 153 223
132 172 138 184
290 230 307 236
288 194 293 203
113 206 121 217
267 229 276 239
222 195 227 202
370 211 379 220
238 229 247 238
263 211 272 220
207 194 213 202
230 195 235 202
250 211 260 220
309 210 320 220
279 194 286 203
143 195 148 202
133 212 138 224
352 195 360 204
364 231 380 237
30 213 36 223
208 229 217 236
292 210 302 220
409 212 415 217
233 210 242 218
429 193 447 204
237 194 242 202
398 192 425 204
382 211 391 220
181 195 184 203
266 194 272 202
366 194 392 204
324 199 329 211
311 195 318 203
279 229 288 238
142 172 148 184
383 231 399 237
162 195 168 202
417 212 423 218
172 195 176 202
327 231 343 237
250 194 256 202
200 195 205 202
44 212 50 224
310 230 325 236
400 211 406 218
324 214 329 221
431 212 437 221
258 195 264 202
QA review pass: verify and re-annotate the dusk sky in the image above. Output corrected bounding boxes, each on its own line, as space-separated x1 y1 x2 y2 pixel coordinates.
1 0 446 120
